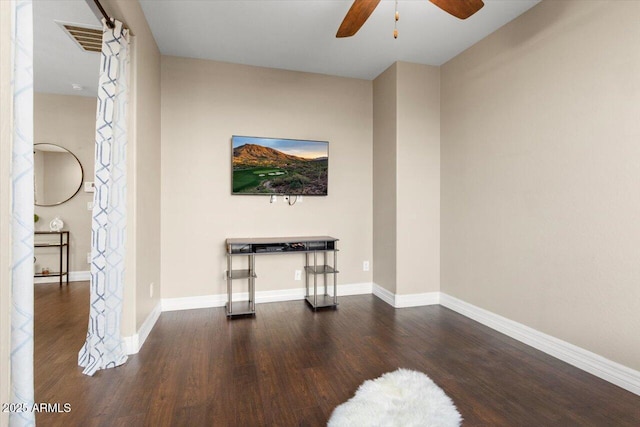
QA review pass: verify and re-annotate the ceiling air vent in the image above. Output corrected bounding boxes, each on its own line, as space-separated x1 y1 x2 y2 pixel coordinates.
57 21 103 53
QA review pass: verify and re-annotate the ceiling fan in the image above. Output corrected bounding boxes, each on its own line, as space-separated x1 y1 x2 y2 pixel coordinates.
336 0 485 38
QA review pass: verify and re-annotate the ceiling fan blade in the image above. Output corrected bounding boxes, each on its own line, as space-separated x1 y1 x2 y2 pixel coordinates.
336 0 381 38
428 0 484 20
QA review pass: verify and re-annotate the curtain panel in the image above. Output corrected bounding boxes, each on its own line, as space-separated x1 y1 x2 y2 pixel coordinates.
78 19 130 377
9 0 35 426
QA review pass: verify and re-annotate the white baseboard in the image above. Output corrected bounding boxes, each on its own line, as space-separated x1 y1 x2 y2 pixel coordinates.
440 293 640 396
34 270 90 284
161 293 226 312
161 282 373 312
395 292 440 308
122 335 137 355
336 281 373 296
136 302 162 352
372 283 395 306
123 301 162 355
372 283 439 308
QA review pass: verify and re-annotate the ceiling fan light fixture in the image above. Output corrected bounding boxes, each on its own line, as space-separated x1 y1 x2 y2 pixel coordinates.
336 0 484 39
394 0 399 39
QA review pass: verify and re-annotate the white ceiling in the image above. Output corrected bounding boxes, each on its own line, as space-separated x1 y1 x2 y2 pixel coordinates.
34 0 540 97
139 0 540 79
34 0 101 97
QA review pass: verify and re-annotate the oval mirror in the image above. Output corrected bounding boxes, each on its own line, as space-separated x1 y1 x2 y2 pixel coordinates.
34 143 84 206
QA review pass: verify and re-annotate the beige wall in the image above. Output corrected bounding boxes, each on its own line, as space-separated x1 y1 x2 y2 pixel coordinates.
396 62 440 295
372 63 397 294
102 0 162 333
34 93 95 275
160 56 373 299
441 0 640 370
0 1 12 423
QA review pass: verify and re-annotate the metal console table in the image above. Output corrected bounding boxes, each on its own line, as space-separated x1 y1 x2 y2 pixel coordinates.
34 231 70 287
225 236 339 317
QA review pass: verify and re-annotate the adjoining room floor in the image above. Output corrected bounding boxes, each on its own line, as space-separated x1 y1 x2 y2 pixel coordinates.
35 282 640 426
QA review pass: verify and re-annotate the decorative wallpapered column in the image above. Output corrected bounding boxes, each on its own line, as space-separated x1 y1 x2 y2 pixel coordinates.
9 0 35 425
78 19 130 376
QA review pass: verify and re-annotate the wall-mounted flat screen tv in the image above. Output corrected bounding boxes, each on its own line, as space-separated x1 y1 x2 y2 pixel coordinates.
232 135 328 196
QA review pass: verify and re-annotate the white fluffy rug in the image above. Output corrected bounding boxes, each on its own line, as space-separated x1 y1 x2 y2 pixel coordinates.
328 369 462 427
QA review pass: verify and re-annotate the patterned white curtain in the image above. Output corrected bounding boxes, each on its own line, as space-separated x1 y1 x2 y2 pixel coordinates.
78 19 129 376
9 0 35 425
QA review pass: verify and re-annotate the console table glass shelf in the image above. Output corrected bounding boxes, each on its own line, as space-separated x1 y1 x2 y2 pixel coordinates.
225 236 339 317
34 231 70 287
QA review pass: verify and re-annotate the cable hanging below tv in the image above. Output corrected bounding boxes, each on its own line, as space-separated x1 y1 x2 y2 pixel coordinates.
231 135 328 196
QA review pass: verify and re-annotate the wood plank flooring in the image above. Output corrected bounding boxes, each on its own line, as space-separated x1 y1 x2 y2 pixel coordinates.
34 282 640 426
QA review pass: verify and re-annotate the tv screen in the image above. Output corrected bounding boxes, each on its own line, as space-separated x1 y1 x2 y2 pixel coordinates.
232 135 328 196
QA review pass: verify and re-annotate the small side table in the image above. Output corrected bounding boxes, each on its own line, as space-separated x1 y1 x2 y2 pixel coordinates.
34 231 70 287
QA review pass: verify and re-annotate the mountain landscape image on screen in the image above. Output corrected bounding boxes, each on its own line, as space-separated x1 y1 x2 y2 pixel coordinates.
232 137 328 195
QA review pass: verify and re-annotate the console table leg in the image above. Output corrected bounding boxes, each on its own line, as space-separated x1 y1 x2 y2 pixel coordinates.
313 251 317 308
304 253 309 298
323 251 328 296
65 232 69 285
227 254 232 315
333 248 338 305
59 232 63 287
250 254 255 313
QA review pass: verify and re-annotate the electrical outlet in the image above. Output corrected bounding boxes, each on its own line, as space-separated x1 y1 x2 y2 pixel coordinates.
294 270 302 281
87 201 93 210
86 252 91 264
149 282 154 298
363 261 370 271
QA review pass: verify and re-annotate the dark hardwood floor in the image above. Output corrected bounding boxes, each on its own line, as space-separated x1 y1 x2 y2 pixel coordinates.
35 282 640 426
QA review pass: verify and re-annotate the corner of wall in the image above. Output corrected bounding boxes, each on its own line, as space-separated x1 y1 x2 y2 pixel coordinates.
372 63 398 295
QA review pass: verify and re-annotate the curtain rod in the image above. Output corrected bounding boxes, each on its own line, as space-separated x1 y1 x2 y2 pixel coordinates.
93 0 115 29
